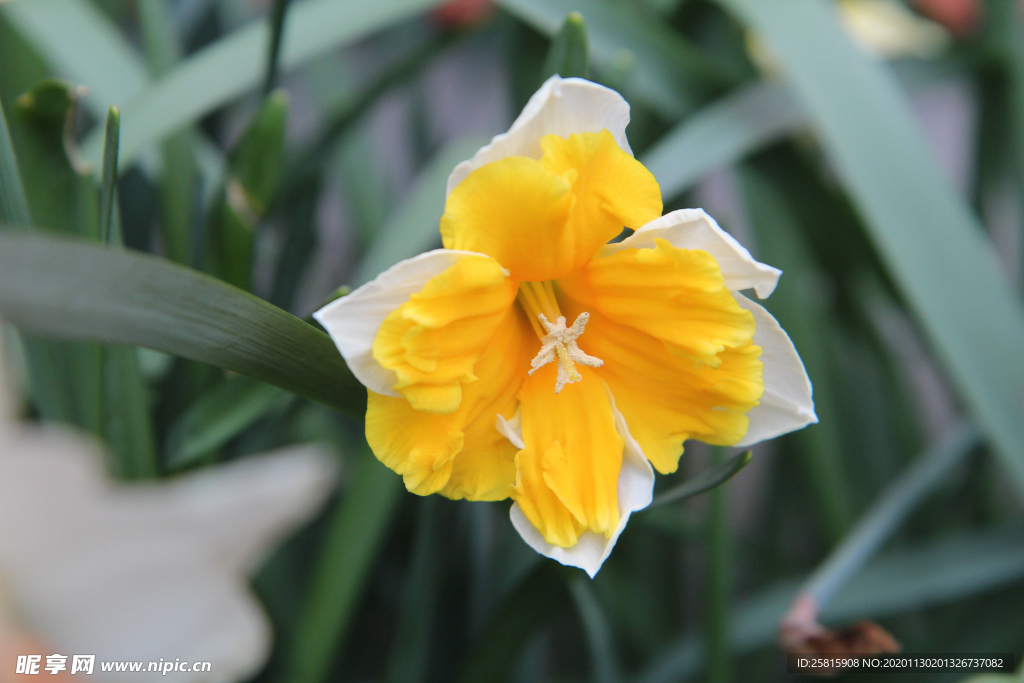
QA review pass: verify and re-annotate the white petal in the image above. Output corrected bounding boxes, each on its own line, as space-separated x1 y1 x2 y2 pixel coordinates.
509 389 654 578
734 293 818 447
495 408 525 450
446 75 633 197
605 208 782 299
313 248 486 397
0 431 337 683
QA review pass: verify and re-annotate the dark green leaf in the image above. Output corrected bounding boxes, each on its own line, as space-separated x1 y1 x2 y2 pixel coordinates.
0 231 365 416
569 577 622 683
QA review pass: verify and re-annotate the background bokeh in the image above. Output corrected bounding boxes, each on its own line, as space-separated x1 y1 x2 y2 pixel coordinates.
1 0 1023 681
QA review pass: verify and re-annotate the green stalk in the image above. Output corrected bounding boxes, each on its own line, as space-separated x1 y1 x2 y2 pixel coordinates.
705 446 732 683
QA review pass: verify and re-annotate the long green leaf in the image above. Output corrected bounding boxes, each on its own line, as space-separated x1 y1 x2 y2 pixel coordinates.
718 0 1024 493
286 451 402 683
640 81 804 201
0 231 364 416
496 0 735 117
80 0 447 169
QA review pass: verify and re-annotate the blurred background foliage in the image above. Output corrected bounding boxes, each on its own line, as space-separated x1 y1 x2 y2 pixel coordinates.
1 0 1024 681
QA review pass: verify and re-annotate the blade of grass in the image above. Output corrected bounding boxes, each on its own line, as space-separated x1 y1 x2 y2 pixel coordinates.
99 106 119 244
0 231 364 416
80 0 448 170
0 98 29 227
640 81 804 202
718 0 1024 495
285 450 402 683
540 11 589 81
648 451 751 509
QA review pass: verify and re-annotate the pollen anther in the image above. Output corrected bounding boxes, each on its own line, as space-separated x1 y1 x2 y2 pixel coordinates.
528 312 603 393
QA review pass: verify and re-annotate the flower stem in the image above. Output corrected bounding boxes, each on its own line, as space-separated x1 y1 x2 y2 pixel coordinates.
706 446 732 683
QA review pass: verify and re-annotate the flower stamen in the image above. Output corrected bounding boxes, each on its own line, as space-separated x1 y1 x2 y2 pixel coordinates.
528 312 603 393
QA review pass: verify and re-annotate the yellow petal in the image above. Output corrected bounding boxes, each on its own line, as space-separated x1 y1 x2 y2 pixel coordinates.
366 305 536 499
571 305 763 475
372 254 518 414
559 238 755 367
540 129 662 240
511 364 623 547
441 130 662 282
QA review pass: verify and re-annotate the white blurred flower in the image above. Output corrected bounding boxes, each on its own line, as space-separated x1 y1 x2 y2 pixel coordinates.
0 328 337 682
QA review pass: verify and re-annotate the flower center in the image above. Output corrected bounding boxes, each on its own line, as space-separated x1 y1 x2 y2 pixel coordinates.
517 281 603 393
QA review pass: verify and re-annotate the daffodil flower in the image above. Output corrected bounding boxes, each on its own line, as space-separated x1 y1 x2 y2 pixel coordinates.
315 76 816 577
0 330 337 682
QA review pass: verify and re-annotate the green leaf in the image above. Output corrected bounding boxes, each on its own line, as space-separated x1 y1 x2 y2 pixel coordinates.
569 577 622 683
285 451 402 683
384 497 446 683
351 135 490 286
717 0 1024 494
0 97 30 226
640 81 804 201
648 451 751 508
540 11 589 81
496 0 735 117
0 231 365 417
102 343 157 479
166 374 291 471
79 0 448 170
99 105 119 244
208 90 288 290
